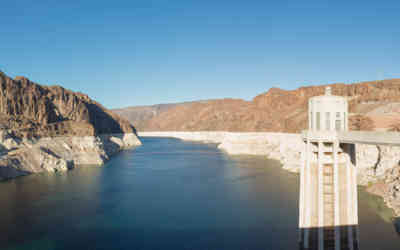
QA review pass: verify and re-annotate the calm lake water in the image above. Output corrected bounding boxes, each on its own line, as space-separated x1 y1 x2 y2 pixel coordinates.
0 137 399 250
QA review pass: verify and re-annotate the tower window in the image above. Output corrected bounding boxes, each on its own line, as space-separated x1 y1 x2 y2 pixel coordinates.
310 112 313 129
335 120 341 131
335 112 341 131
326 112 330 130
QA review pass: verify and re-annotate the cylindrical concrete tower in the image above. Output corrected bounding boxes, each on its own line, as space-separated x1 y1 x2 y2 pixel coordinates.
299 87 358 250
308 87 348 131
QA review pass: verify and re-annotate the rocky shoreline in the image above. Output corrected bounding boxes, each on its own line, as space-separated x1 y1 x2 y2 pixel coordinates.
0 71 143 181
0 130 141 181
140 131 400 216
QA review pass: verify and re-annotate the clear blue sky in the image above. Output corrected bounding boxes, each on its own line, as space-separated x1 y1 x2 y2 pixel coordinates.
1 0 399 108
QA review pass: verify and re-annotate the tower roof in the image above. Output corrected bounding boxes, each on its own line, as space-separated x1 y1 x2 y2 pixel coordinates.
310 86 346 101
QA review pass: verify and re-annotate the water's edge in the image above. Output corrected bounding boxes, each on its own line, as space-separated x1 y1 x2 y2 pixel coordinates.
0 133 142 181
139 131 400 218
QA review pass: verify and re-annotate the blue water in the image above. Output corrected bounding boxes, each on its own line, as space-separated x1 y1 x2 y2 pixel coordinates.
0 137 399 250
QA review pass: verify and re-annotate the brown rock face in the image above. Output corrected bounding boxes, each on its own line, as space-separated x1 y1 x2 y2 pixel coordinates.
113 103 186 131
145 98 281 132
0 71 135 137
116 79 400 132
349 115 375 131
112 101 211 131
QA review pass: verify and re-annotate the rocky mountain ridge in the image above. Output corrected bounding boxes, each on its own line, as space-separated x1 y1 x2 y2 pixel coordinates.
112 100 214 131
115 79 400 132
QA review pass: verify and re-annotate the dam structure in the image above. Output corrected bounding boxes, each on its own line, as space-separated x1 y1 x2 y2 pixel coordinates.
138 90 400 249
299 87 400 250
299 87 358 250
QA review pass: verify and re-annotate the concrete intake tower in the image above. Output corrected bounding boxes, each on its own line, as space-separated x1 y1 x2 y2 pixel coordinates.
299 87 359 250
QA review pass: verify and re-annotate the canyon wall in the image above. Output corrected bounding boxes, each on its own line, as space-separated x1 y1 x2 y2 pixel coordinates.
0 71 136 137
0 71 141 180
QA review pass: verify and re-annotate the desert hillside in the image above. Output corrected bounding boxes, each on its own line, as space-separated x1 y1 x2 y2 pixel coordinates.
113 103 185 131
0 71 136 137
115 79 400 132
113 100 214 131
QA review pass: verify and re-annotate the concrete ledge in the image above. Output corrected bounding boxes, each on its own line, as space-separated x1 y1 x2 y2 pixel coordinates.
302 130 400 147
338 131 400 146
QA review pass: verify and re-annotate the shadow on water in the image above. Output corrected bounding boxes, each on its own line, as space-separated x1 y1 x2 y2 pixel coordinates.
358 186 395 224
394 218 400 236
299 225 359 250
299 187 400 250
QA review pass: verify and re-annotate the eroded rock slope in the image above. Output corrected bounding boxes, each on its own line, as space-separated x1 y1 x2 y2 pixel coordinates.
0 71 141 180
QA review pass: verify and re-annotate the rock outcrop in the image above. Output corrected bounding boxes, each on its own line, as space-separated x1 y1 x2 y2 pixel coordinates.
0 71 136 137
0 131 141 181
0 71 141 180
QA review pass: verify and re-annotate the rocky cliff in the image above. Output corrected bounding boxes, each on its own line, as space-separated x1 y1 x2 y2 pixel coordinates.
117 79 400 132
0 71 136 137
0 71 141 180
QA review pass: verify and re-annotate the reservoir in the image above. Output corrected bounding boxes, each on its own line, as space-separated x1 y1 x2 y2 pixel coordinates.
0 137 399 250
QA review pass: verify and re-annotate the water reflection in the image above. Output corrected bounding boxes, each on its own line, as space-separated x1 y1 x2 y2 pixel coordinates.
299 225 359 250
394 218 400 235
299 186 400 250
0 167 103 248
358 186 395 224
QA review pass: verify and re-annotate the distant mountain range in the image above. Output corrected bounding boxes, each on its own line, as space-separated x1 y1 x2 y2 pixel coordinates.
112 100 214 131
114 79 400 132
